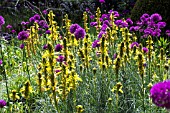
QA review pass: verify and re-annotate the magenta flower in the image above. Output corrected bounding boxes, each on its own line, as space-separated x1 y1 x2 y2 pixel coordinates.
6 25 12 29
43 10 48 15
0 99 6 108
90 22 97 27
142 47 148 53
101 24 108 31
43 44 48 50
21 21 26 25
0 16 5 27
18 31 29 40
45 30 51 34
90 15 95 19
150 13 162 22
0 59 2 65
166 30 170 37
11 30 16 33
55 44 63 52
55 69 61 73
29 17 35 22
99 0 105 3
98 31 105 39
20 44 24 49
92 40 100 48
39 20 48 28
70 24 80 34
157 22 166 28
57 55 65 62
74 27 86 40
130 42 139 49
33 14 41 20
150 80 170 109
126 18 133 25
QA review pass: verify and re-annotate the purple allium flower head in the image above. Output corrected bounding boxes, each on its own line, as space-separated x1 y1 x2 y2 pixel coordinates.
57 55 65 62
150 80 170 109
142 47 148 53
166 30 170 37
11 30 16 33
90 22 97 27
39 20 48 28
90 15 95 19
0 59 2 65
55 44 63 52
126 18 133 26
70 24 80 34
101 24 108 31
152 31 161 37
115 20 123 26
18 31 29 40
21 21 26 25
0 99 6 108
103 20 110 26
45 30 51 34
98 31 105 39
130 42 139 49
20 44 24 49
140 13 150 22
150 13 162 22
29 17 35 22
43 10 48 15
99 0 105 3
129 26 139 32
101 14 108 20
144 28 153 35
6 24 12 29
157 22 166 28
92 40 100 48
43 44 48 50
0 16 5 27
74 27 86 40
33 14 41 20
86 7 90 12
55 69 61 73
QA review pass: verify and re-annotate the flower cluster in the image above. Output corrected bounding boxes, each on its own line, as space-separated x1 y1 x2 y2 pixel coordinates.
150 80 170 109
130 13 166 38
18 31 29 40
70 24 86 40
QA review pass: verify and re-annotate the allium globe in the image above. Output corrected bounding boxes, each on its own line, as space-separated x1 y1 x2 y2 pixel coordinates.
74 27 86 40
150 80 170 109
18 31 29 40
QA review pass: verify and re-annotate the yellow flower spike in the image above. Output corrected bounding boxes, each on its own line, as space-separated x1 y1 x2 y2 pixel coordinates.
20 80 32 99
76 105 84 113
48 10 55 26
10 90 20 101
83 11 89 33
147 83 153 90
164 63 169 71
96 7 101 33
111 82 123 94
137 53 145 78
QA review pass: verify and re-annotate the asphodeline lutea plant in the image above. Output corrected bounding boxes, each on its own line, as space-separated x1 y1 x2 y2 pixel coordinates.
9 90 20 101
96 7 101 34
20 80 32 99
83 11 89 33
111 82 123 113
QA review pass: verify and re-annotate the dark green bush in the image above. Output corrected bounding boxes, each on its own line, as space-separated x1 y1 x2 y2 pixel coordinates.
131 0 170 29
